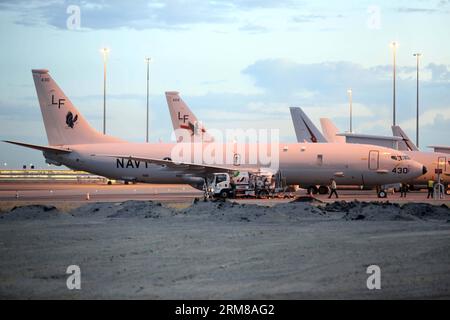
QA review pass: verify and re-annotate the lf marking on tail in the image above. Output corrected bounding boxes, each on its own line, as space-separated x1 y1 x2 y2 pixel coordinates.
178 112 189 123
51 94 65 109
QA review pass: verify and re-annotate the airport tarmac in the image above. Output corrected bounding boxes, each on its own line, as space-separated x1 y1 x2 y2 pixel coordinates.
0 183 447 207
0 183 202 205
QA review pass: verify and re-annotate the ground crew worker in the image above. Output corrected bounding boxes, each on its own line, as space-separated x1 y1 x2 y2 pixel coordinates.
230 177 237 198
328 178 338 199
400 183 408 198
427 179 434 198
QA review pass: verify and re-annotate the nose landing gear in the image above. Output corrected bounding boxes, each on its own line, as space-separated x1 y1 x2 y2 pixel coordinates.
377 190 387 198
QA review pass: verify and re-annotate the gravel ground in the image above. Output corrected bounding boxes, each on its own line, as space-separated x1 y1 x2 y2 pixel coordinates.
0 200 449 299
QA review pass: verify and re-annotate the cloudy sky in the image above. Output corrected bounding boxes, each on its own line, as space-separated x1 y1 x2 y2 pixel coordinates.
0 0 449 168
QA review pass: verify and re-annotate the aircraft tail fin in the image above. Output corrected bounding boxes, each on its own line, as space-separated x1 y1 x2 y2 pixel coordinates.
289 107 327 143
392 125 419 151
32 69 123 146
165 91 213 142
320 118 346 143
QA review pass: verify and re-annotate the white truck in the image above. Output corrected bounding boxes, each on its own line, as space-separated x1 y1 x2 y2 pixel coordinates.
206 171 294 199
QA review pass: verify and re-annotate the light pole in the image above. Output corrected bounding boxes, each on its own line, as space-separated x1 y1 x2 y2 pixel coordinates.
390 41 398 126
347 88 353 133
145 57 151 143
101 47 110 134
413 53 422 148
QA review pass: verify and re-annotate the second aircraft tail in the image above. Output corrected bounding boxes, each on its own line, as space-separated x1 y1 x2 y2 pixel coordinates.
392 125 419 151
165 91 213 142
320 118 345 143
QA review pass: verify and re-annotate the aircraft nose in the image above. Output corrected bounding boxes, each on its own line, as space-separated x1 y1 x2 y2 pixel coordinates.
422 166 427 175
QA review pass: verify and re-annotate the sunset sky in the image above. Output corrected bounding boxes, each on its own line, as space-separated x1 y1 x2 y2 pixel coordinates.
0 0 449 168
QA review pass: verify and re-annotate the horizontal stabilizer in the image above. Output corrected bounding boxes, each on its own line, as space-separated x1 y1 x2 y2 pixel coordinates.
3 140 71 153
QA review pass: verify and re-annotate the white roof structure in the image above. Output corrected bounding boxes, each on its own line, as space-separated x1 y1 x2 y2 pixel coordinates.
337 133 402 149
428 145 450 154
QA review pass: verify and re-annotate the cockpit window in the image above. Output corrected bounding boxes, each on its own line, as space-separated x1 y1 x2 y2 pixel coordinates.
392 155 410 161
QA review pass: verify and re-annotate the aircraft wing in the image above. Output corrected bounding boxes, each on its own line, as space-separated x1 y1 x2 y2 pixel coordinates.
100 154 237 176
3 140 72 153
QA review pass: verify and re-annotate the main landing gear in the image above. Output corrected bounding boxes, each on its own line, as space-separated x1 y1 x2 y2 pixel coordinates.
307 185 329 195
376 186 387 198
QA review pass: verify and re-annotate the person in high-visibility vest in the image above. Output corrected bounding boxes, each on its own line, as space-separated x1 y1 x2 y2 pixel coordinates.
427 179 434 199
400 183 408 198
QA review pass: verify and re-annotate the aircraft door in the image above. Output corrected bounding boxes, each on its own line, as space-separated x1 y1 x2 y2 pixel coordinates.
369 150 379 170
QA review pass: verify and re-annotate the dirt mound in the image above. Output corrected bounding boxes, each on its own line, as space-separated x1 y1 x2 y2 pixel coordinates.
182 200 256 216
71 201 174 219
290 196 324 204
271 202 335 220
401 203 450 221
341 202 415 221
107 201 173 218
0 205 62 221
181 200 271 222
180 199 331 223
70 202 120 218
8 200 448 223
319 201 450 221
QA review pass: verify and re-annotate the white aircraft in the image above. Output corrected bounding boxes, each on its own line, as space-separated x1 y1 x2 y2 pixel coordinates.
3 70 426 198
165 97 424 197
291 107 401 193
317 116 449 192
